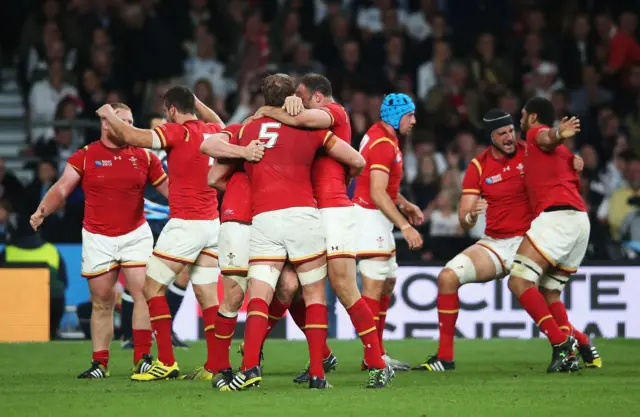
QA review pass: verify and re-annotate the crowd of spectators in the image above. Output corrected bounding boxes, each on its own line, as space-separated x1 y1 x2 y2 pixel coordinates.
1 0 640 261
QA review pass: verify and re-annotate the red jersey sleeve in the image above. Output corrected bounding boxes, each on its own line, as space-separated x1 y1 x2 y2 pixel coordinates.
152 123 187 149
462 158 482 195
221 123 243 142
323 104 348 129
525 125 550 148
146 150 168 187
368 138 396 174
312 129 334 149
66 147 87 176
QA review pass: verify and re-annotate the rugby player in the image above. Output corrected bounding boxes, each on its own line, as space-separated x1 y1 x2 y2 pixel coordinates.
96 88 264 381
220 74 367 391
509 97 593 372
121 113 190 350
30 103 168 378
412 108 600 371
255 73 394 385
353 93 424 371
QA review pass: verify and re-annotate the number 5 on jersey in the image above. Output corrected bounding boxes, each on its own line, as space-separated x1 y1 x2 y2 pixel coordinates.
259 122 281 148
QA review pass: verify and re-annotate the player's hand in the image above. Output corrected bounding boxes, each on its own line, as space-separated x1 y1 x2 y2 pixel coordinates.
243 140 265 162
400 202 425 225
30 207 45 231
558 116 581 138
95 104 114 119
401 225 423 250
470 198 488 221
572 155 584 172
283 95 304 116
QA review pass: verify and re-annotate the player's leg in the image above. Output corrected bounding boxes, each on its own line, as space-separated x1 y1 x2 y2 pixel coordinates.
167 268 190 348
508 213 579 372
119 223 155 373
119 287 134 348
77 229 119 379
221 212 286 392
265 263 299 341
132 219 199 381
414 242 504 371
78 270 119 378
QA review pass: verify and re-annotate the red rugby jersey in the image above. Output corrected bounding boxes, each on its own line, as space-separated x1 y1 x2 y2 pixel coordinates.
220 123 252 224
353 122 403 209
311 102 353 209
67 141 167 236
153 120 222 220
235 116 333 216
462 142 533 238
524 125 586 216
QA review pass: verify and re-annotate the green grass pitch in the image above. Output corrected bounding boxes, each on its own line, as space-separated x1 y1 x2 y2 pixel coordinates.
1 339 639 417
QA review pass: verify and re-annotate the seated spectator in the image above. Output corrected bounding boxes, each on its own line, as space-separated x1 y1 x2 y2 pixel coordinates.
429 188 463 237
411 153 440 213
607 155 640 241
184 33 230 100
417 40 450 101
468 32 512 100
33 126 75 174
23 159 59 217
28 59 78 141
0 159 24 212
281 42 325 79
530 61 565 100
193 78 228 122
570 65 614 115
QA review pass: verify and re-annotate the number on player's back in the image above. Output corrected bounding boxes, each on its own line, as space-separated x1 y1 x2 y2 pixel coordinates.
258 122 281 148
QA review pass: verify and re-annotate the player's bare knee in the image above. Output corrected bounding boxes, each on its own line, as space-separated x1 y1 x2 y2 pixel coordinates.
275 269 299 302
193 282 218 309
438 268 461 293
382 278 396 296
142 276 166 300
301 279 326 306
175 267 190 287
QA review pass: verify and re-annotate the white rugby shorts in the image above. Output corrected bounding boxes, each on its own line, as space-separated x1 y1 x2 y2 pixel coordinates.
526 210 590 273
477 235 524 278
353 204 395 258
249 207 326 264
153 218 220 264
81 222 153 278
320 206 357 260
219 221 251 291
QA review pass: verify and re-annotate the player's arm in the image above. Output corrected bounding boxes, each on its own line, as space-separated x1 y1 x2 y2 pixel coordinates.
535 117 581 152
146 151 168 198
370 171 410 230
459 158 486 229
323 133 366 177
97 104 154 148
207 161 235 191
257 106 333 129
30 164 81 230
200 131 262 161
195 95 225 127
396 193 424 225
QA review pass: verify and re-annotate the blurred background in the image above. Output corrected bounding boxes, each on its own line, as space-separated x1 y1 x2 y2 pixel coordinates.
0 0 640 263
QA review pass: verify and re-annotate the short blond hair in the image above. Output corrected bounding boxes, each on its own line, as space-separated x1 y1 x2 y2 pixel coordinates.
109 102 131 112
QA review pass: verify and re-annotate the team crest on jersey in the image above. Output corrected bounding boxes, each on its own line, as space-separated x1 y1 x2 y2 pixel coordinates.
95 160 112 167
485 174 502 184
129 156 138 168
517 163 524 171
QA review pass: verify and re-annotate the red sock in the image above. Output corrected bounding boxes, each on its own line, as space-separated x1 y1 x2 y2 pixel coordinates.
289 299 331 358
288 298 307 332
547 301 572 334
436 293 459 361
347 298 386 369
305 303 328 379
572 326 590 346
363 296 381 351
93 350 109 368
147 296 175 366
209 312 238 373
265 298 290 340
241 298 270 370
132 329 152 364
518 288 566 344
202 305 219 372
378 295 391 354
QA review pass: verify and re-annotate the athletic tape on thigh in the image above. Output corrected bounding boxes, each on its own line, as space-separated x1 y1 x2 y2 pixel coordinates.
510 254 543 282
224 274 249 293
445 253 477 285
298 264 327 286
387 255 398 278
146 256 177 286
358 259 389 281
189 266 219 285
249 264 280 290
540 273 569 291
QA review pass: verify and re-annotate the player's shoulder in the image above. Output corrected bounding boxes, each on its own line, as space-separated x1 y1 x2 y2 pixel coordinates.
526 124 550 142
221 123 243 137
323 102 348 119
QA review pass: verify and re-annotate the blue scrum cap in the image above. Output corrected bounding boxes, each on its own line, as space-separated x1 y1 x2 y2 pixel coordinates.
380 93 415 129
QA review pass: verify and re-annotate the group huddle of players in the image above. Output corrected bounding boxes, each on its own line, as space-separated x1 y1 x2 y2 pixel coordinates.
30 72 601 392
